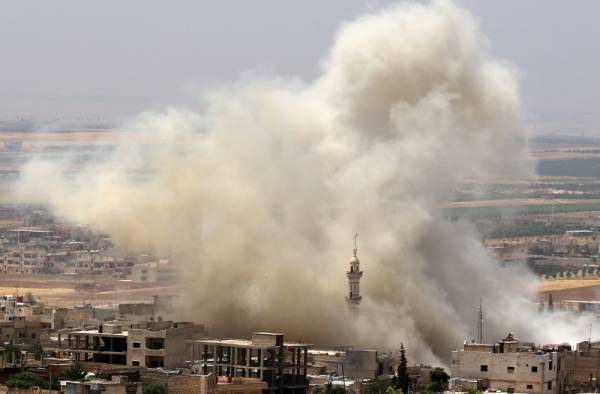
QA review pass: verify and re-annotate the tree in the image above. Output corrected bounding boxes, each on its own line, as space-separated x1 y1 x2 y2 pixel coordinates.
142 377 166 394
397 344 409 394
31 340 44 362
3 344 21 366
6 371 48 389
364 379 393 394
385 386 402 394
426 367 449 393
61 361 87 381
314 382 347 394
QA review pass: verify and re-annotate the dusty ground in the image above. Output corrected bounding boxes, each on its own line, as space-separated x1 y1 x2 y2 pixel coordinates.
0 274 181 307
0 286 74 299
442 198 600 208
0 129 125 147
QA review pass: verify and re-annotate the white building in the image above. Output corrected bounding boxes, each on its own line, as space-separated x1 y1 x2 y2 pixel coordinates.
451 333 557 394
346 233 363 315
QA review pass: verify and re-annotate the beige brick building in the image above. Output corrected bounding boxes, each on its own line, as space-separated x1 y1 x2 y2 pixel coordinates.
450 333 558 394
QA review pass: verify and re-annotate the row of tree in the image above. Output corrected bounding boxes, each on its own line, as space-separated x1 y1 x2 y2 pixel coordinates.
6 362 86 389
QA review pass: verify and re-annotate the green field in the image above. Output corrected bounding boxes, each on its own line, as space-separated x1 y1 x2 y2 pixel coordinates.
444 202 600 220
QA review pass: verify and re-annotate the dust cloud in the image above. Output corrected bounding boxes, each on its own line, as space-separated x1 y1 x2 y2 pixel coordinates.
15 0 591 363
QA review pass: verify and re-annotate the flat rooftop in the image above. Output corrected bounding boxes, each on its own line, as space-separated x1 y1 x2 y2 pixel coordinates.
191 338 311 348
68 329 128 337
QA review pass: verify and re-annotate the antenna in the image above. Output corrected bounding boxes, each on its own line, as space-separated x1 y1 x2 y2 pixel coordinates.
477 297 483 343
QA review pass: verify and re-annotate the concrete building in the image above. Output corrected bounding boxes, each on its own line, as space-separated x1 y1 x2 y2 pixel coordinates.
307 348 380 380
190 332 310 394
561 300 600 314
558 340 600 392
131 262 158 283
0 318 50 343
60 320 203 368
117 296 181 324
53 304 116 330
450 333 558 394
127 321 200 368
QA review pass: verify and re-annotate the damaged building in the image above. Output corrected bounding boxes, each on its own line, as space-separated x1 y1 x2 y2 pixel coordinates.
190 332 310 394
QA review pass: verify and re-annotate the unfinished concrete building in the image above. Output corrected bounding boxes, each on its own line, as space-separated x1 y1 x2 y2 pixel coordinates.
190 332 310 394
61 320 204 368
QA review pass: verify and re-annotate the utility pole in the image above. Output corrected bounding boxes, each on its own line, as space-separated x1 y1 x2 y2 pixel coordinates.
48 366 52 394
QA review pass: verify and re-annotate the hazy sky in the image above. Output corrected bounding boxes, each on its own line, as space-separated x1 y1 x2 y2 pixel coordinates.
1 0 599 125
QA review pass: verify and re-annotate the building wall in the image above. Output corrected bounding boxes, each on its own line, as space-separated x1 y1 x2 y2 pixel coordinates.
141 372 266 394
558 343 600 391
127 322 200 369
141 373 210 394
309 349 379 380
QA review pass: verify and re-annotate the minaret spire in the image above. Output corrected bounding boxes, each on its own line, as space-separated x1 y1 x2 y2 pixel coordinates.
477 297 483 343
346 233 363 315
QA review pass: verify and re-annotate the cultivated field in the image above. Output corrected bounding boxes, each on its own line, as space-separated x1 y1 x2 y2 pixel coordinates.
539 279 600 303
539 279 600 292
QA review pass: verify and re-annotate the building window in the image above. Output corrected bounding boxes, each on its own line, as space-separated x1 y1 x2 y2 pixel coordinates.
132 360 140 366
527 385 533 390
531 366 538 373
480 365 488 372
133 342 141 348
507 366 515 374
547 382 552 390
549 360 553 370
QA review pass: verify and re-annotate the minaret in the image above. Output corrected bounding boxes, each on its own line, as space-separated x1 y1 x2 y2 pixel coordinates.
477 297 483 343
346 233 363 314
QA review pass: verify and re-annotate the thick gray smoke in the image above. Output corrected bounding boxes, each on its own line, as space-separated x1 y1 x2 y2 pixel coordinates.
15 0 593 363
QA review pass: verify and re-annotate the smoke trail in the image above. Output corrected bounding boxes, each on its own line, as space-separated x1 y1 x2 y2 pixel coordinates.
15 0 592 363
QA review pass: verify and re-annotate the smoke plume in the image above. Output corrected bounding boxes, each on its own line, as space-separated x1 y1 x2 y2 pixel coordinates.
15 0 591 363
